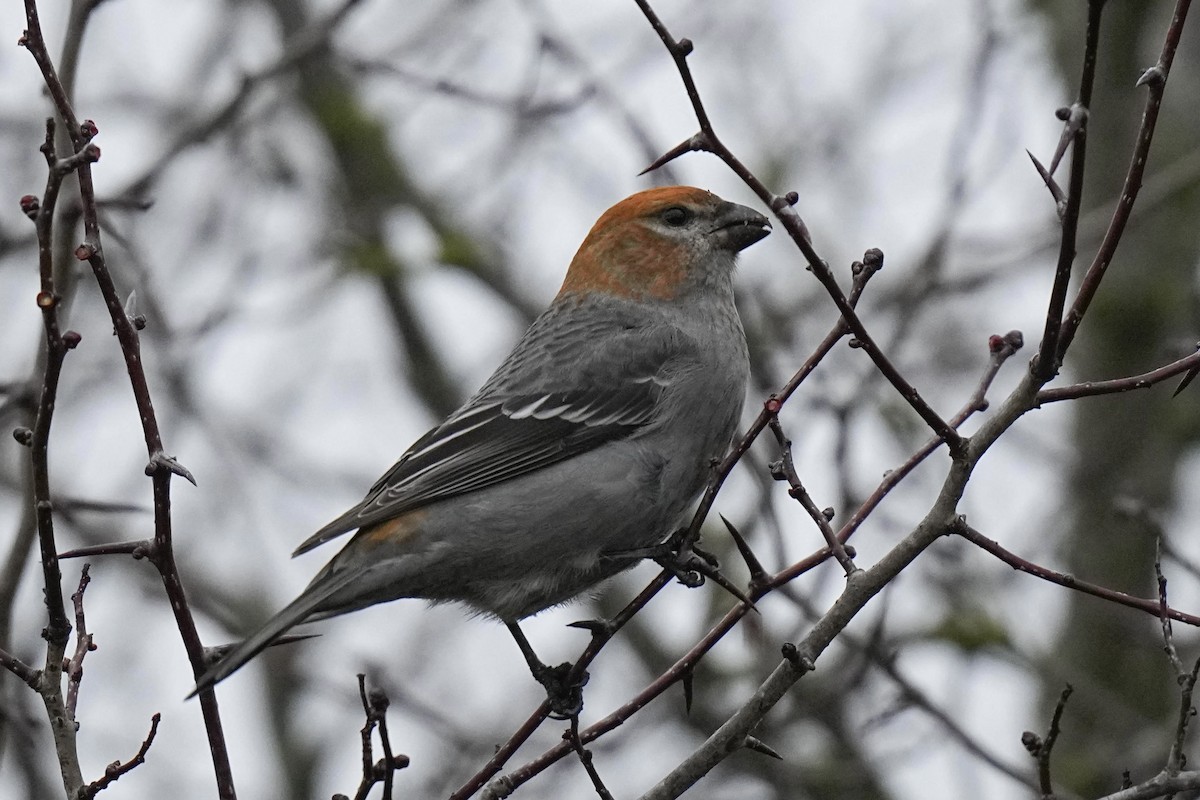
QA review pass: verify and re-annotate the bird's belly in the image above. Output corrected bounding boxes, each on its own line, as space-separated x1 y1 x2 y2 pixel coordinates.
409 442 681 619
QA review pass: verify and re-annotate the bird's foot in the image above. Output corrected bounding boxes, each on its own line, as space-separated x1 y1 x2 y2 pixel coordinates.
654 539 720 588
530 659 589 720
602 535 755 607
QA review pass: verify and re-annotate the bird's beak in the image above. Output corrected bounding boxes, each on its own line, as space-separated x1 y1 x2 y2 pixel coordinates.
711 201 771 252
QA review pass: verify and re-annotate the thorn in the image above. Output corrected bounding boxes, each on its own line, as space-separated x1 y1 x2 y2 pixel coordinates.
1136 64 1166 88
146 451 197 486
566 618 614 637
1048 103 1087 176
720 514 767 585
1174 366 1200 397
682 669 694 714
1173 343 1200 397
743 735 784 760
638 133 709 176
1026 150 1066 217
59 539 153 560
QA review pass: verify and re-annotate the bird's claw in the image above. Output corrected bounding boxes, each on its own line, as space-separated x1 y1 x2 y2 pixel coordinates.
654 541 719 588
603 536 755 608
531 660 589 720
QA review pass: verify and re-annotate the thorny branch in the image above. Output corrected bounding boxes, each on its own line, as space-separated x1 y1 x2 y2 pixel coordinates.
17 0 236 796
480 1 1200 798
765 416 857 574
955 521 1200 627
7 1 1199 798
462 321 1028 797
1056 0 1192 358
1032 0 1103 380
633 0 966 455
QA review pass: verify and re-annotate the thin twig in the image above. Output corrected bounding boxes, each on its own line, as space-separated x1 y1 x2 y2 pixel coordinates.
568 716 614 800
1033 0 1103 379
1166 657 1200 774
1156 538 1185 678
18 4 86 790
65 564 95 720
766 416 857 574
352 674 407 800
1030 685 1073 798
955 521 1200 627
58 540 154 560
79 713 161 799
1057 0 1193 358
826 330 1023 552
1037 348 1200 403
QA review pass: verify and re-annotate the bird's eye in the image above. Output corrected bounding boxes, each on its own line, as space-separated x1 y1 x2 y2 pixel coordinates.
660 206 693 227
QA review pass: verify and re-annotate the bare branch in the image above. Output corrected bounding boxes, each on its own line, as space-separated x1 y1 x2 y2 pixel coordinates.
955 521 1200 627
1037 348 1200 403
65 564 95 720
79 713 161 799
1033 0 1103 380
1055 0 1193 359
633 0 965 452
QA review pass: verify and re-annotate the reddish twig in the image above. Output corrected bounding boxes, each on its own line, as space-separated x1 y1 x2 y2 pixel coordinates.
828 331 1024 550
766 416 857 574
954 521 1200 627
568 715 614 800
79 713 161 800
1056 0 1193 360
450 572 672 799
1037 348 1200 403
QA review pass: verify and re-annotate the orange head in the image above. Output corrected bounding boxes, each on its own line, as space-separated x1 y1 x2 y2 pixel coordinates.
556 186 769 302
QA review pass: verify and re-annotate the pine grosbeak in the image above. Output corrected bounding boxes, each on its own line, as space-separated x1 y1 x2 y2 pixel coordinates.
192 186 769 703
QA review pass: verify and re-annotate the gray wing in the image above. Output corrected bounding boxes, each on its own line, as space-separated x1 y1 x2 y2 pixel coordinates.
294 313 686 556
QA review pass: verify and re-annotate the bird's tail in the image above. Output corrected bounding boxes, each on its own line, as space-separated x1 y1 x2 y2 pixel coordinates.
187 568 358 698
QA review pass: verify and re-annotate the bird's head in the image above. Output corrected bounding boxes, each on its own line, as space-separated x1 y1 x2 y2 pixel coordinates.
557 186 770 302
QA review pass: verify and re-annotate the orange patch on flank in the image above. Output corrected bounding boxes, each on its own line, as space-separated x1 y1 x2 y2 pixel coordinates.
557 186 718 301
357 508 428 548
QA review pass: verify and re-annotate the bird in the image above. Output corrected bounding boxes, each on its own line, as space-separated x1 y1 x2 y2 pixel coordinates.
190 186 770 711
